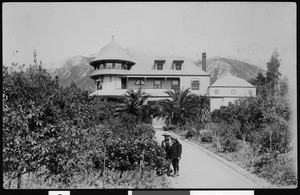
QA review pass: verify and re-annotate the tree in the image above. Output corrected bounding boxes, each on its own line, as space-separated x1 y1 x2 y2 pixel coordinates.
157 88 195 127
2 63 62 188
195 94 211 124
249 71 269 97
266 49 281 95
115 87 150 119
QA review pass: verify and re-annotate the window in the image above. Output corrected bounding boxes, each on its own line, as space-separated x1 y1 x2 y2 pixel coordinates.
154 60 165 70
121 78 127 89
171 80 179 90
99 64 104 69
154 80 162 89
116 63 122 69
173 60 183 70
191 80 200 90
135 79 145 85
106 63 113 69
96 78 103 90
175 63 182 70
123 64 128 70
157 63 163 70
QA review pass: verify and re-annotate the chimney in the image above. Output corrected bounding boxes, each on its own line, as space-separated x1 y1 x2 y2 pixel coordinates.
202 52 206 72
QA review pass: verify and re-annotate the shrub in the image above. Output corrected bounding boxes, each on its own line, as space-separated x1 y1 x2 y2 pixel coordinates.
105 137 171 176
199 129 213 142
207 122 238 152
181 124 199 139
253 152 297 186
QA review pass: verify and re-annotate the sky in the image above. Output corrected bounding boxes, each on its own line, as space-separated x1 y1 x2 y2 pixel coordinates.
3 2 296 77
2 2 297 147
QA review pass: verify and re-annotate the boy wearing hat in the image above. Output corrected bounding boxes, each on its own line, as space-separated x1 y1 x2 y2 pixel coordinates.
170 137 182 176
161 133 172 160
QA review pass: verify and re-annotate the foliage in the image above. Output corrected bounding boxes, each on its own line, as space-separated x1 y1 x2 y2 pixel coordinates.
4 169 170 189
266 49 281 94
190 94 211 125
105 137 170 175
205 51 295 186
157 88 195 126
115 87 150 119
199 129 213 142
3 62 170 188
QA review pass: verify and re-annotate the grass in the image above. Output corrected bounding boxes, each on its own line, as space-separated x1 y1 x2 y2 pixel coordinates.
3 169 171 189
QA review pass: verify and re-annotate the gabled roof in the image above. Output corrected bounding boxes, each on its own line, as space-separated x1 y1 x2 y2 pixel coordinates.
90 37 209 76
128 54 209 76
210 74 255 87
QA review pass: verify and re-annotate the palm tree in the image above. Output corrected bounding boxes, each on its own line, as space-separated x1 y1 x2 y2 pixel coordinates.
157 87 195 127
115 87 150 117
191 94 211 125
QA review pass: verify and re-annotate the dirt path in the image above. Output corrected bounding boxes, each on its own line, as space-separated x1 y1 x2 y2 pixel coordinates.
154 128 264 188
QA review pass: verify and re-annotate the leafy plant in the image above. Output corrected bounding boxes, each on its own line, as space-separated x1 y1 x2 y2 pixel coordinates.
157 87 195 127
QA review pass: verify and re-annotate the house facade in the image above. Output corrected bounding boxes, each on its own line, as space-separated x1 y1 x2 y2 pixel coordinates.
208 74 256 111
89 37 256 112
89 37 210 101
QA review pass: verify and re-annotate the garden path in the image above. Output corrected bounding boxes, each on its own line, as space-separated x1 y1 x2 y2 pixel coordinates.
154 128 262 188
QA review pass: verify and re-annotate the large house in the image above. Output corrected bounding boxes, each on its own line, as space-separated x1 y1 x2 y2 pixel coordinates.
89 37 256 111
89 36 210 102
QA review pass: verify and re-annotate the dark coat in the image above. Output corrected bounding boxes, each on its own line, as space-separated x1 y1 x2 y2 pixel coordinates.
169 140 182 159
161 139 172 159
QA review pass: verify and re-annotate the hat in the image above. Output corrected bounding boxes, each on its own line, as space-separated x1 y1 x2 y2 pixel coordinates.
171 137 178 140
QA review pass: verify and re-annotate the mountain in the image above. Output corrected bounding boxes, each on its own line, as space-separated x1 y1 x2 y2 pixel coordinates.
45 54 266 92
45 55 96 92
193 56 266 84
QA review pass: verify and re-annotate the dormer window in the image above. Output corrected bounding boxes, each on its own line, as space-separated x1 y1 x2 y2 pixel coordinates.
173 60 184 70
154 60 165 70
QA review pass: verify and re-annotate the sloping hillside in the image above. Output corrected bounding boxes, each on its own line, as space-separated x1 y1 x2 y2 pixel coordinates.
46 55 96 92
193 56 266 84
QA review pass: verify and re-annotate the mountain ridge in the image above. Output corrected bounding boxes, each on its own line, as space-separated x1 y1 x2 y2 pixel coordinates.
193 56 266 84
45 54 265 92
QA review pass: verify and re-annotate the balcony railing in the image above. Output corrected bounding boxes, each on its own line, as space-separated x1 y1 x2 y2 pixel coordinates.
90 69 129 78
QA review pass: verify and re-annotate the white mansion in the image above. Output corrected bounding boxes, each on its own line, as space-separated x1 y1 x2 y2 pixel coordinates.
89 37 256 111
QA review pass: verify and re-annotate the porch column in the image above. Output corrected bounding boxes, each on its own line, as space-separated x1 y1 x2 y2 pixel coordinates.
145 77 147 89
126 77 129 89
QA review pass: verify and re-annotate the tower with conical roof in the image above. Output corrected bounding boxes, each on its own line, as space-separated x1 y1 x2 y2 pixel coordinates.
89 36 135 96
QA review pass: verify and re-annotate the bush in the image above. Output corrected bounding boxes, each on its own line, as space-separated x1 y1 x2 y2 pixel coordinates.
105 137 171 175
253 151 297 186
181 124 199 139
207 122 238 152
3 64 171 188
199 129 213 142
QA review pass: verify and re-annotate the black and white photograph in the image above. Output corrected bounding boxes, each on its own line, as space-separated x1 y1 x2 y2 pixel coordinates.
2 2 297 189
